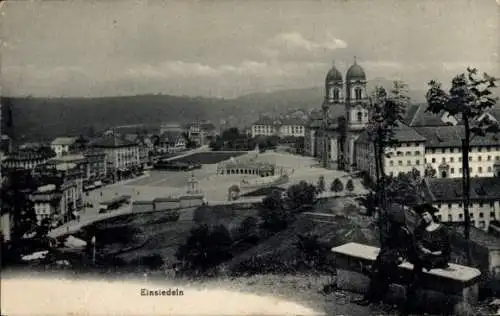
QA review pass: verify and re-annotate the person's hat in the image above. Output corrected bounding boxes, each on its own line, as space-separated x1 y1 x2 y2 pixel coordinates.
413 203 439 215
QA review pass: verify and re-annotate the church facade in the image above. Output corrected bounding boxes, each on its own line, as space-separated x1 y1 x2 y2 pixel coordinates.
304 58 369 170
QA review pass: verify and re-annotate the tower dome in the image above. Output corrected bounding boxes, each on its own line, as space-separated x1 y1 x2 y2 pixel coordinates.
325 61 342 82
346 57 366 81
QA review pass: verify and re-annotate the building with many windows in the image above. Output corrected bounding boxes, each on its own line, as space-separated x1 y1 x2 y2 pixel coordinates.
251 117 307 138
422 177 500 231
89 134 141 180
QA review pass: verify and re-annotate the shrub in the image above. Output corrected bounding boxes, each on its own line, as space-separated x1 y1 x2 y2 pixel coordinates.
175 224 233 275
345 179 355 193
330 178 343 193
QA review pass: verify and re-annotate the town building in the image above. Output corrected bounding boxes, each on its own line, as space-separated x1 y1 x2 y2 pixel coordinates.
160 123 183 134
82 149 107 180
31 161 86 225
355 122 428 179
422 177 500 231
89 134 141 180
251 117 307 138
50 137 78 157
159 130 186 153
1 150 52 170
123 133 152 168
185 121 217 146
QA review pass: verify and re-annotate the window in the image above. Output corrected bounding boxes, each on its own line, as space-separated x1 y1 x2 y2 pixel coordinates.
496 156 499 161
459 157 462 162
470 167 473 173
478 147 483 152
437 214 442 221
441 148 445 154
431 149 436 154
355 87 362 100
448 214 453 222
450 168 455 174
357 111 362 122
450 157 454 162
442 157 446 163
389 160 394 166
491 201 495 207
416 160 420 165
479 202 484 207
469 156 472 161
432 158 436 163
333 88 340 100
478 156 482 162
389 171 394 176
459 213 463 219
488 155 492 161
491 212 496 218
437 204 441 208
479 212 484 218
478 167 483 173
424 158 427 163
488 166 492 172
406 151 411 156
459 168 463 173
415 151 421 156
487 147 491 152
398 160 402 166
448 204 452 209
407 160 411 166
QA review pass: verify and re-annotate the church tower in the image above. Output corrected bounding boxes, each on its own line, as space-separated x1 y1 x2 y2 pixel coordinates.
319 61 343 167
325 60 344 107
344 57 368 170
345 56 368 127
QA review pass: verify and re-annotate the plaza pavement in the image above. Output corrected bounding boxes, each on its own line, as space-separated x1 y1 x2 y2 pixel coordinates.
48 150 365 238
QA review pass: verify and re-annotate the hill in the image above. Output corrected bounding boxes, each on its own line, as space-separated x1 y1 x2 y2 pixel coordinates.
0 80 447 142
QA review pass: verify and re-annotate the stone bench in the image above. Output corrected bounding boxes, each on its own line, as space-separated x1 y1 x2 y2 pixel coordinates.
332 242 482 312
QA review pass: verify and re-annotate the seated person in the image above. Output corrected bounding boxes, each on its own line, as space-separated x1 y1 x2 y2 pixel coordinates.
403 203 451 314
411 203 451 271
354 203 413 306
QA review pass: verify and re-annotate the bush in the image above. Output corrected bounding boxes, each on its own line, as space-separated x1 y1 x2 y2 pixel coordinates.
345 179 355 193
330 178 343 193
175 224 233 275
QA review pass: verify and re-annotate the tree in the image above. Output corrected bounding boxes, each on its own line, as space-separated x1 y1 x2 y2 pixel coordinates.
386 169 424 208
356 191 378 216
238 216 259 241
367 82 408 248
424 164 437 178
345 179 355 193
284 181 317 210
330 178 343 194
294 233 329 269
259 190 292 233
425 68 498 264
367 82 408 210
316 175 326 194
175 224 233 274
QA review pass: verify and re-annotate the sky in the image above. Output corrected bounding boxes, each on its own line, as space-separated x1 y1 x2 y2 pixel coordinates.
1 0 499 98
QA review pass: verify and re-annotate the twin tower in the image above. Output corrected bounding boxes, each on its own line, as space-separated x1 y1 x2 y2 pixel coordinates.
322 58 369 128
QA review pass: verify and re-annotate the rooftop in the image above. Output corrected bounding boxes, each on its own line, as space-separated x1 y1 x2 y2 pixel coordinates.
51 137 78 146
423 177 500 203
89 134 137 148
413 125 500 148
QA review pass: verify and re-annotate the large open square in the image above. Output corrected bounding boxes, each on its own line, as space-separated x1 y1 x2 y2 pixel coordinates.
89 150 366 205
